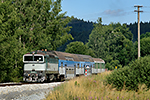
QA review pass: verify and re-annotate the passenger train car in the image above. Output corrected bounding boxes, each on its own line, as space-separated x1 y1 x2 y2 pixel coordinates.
23 50 105 82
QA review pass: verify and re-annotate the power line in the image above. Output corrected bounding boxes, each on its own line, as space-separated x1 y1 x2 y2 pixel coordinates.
134 5 143 60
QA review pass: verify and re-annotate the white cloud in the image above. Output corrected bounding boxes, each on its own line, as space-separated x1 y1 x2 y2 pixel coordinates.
103 9 125 16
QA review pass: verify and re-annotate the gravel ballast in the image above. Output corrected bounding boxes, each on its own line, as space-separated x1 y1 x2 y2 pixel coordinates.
0 82 62 100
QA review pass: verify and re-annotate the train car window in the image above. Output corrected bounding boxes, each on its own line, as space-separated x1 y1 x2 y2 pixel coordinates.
102 63 105 68
77 63 79 69
61 62 63 68
100 63 102 69
95 63 99 69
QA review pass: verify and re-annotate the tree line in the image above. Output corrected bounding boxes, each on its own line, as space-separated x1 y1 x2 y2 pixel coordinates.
58 18 150 51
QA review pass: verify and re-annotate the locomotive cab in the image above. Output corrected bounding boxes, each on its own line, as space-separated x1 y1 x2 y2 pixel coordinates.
23 52 46 82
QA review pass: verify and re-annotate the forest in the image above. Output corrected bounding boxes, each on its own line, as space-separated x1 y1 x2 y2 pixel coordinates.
1 0 150 82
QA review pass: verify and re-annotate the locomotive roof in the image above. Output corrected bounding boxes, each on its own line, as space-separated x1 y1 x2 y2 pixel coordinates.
25 50 57 58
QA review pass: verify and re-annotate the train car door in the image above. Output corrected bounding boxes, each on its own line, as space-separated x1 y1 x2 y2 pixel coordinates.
76 63 80 75
85 65 92 76
65 61 75 79
74 64 76 76
81 63 84 75
59 61 66 75
95 63 98 74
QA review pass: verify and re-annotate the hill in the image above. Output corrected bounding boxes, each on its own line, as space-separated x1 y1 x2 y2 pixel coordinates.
57 18 94 51
127 21 150 42
57 18 150 51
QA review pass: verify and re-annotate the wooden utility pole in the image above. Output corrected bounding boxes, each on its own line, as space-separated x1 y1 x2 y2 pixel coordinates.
134 5 143 59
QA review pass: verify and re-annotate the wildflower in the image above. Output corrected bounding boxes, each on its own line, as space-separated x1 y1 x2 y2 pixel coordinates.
117 97 119 99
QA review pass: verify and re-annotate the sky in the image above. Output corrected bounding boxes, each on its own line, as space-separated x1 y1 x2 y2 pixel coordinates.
61 0 150 25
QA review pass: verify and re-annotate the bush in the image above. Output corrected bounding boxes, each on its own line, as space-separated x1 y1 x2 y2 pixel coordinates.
106 56 150 91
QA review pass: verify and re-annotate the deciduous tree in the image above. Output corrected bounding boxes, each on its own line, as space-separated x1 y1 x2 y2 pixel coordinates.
0 0 73 82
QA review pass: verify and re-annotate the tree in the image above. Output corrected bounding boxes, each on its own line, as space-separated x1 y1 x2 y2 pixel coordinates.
0 0 73 82
88 18 134 70
13 0 73 51
65 41 95 56
140 37 150 57
140 32 150 39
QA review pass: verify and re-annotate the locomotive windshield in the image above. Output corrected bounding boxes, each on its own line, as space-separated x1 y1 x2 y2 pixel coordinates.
23 55 44 63
24 56 43 61
34 56 43 61
24 56 32 61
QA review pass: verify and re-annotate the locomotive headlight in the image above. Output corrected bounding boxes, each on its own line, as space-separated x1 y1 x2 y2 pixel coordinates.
24 73 30 77
38 73 43 77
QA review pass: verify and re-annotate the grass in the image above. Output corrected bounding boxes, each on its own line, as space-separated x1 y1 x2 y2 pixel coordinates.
45 71 150 100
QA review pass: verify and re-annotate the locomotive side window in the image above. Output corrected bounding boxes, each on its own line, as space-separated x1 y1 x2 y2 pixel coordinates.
48 58 58 63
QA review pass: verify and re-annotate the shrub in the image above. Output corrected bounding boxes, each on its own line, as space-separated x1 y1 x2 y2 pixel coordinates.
106 56 150 91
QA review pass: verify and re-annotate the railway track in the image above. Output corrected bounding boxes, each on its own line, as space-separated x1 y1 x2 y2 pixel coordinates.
0 82 43 87
0 80 65 87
